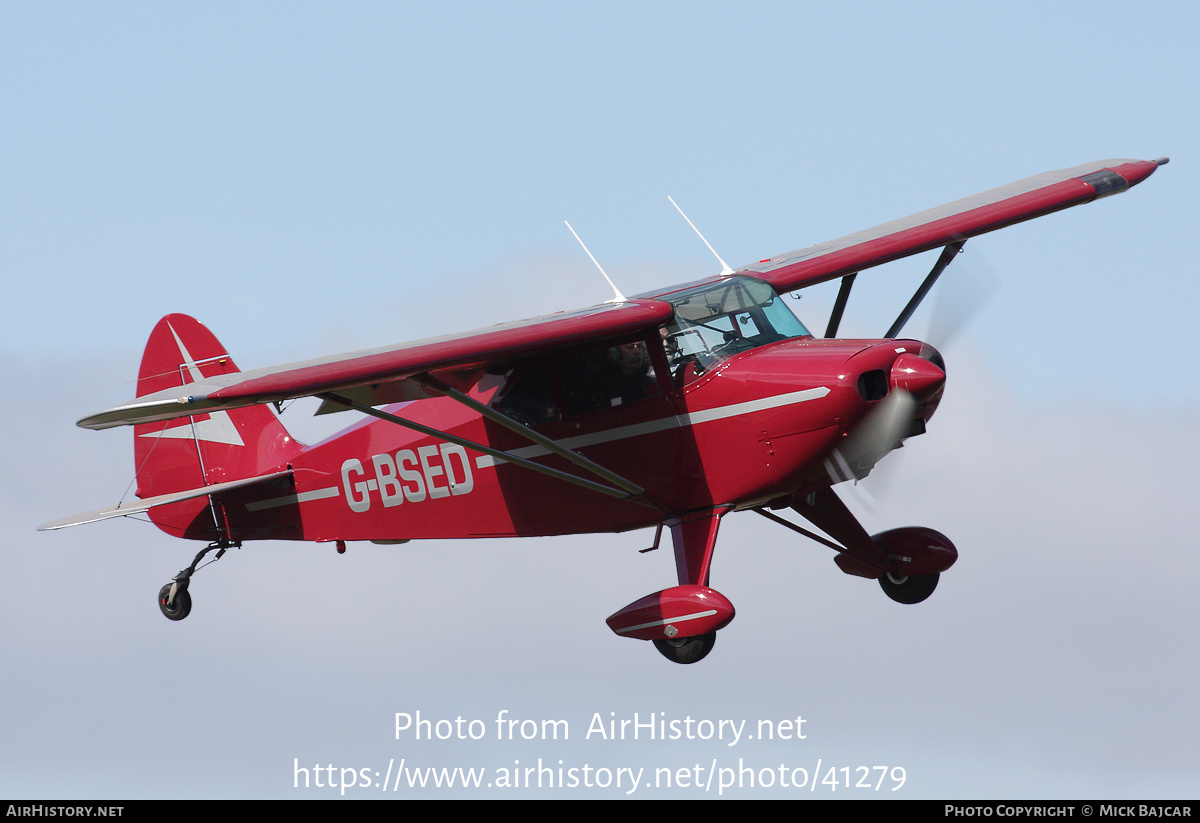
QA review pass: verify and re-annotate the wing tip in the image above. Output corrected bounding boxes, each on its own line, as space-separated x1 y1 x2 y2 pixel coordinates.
1105 157 1169 190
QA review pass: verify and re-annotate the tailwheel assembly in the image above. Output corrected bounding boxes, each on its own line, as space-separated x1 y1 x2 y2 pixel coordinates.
607 509 735 664
156 539 239 622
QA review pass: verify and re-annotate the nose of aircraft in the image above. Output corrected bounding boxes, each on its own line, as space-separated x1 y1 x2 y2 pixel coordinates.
890 352 945 403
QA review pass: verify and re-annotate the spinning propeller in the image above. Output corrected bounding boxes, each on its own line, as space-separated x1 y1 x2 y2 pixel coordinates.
824 240 993 488
825 353 945 484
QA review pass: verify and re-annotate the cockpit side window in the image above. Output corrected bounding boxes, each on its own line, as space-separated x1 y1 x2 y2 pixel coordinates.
491 335 664 426
661 276 810 381
558 340 659 417
492 362 561 427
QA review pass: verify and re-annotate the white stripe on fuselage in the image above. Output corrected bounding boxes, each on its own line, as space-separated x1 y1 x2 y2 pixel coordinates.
239 386 831 513
244 486 341 512
475 385 830 469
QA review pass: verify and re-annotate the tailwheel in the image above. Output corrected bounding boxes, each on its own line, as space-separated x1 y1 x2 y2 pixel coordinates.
653 632 717 665
155 539 237 622
158 583 192 621
879 571 939 604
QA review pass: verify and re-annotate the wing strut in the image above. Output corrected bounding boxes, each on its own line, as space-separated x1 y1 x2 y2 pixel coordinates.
824 273 857 338
318 392 667 511
884 240 965 339
414 374 661 503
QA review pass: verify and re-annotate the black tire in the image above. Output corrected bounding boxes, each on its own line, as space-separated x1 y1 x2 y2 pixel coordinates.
158 584 192 621
879 572 939 605
653 632 717 664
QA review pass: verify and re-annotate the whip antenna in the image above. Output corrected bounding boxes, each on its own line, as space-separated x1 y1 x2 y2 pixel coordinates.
668 196 734 276
565 220 626 303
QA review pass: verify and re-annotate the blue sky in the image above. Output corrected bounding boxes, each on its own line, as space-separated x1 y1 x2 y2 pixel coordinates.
3 1 1196 798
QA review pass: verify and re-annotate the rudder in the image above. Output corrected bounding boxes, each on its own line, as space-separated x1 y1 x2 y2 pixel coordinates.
133 314 304 505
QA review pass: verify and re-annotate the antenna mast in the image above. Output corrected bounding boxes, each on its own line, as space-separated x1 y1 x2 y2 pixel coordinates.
668 196 734 276
564 220 626 303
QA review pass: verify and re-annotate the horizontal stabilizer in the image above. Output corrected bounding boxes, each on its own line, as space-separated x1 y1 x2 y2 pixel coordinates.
38 470 292 531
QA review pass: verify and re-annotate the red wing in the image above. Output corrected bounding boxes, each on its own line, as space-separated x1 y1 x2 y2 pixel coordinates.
80 299 674 429
79 158 1166 431
740 158 1166 293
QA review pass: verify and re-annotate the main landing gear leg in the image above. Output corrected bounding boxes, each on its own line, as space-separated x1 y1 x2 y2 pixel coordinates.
789 488 887 569
606 507 736 664
654 507 735 665
669 507 727 589
157 539 240 621
781 488 955 604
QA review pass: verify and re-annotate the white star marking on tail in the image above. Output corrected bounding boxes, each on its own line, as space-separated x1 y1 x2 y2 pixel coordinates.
136 322 245 447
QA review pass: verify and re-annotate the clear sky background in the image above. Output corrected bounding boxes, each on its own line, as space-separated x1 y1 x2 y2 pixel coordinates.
3 1 1196 798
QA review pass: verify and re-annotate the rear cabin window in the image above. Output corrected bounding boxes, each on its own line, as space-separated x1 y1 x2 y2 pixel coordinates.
492 338 661 426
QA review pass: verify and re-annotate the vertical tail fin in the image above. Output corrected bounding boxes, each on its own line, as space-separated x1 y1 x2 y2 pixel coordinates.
133 314 304 503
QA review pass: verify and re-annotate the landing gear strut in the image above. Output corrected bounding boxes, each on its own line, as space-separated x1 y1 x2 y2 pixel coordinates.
756 492 957 607
157 539 239 621
607 508 735 665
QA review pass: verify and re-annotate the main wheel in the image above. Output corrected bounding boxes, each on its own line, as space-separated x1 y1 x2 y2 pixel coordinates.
653 632 717 664
158 584 192 621
879 572 939 604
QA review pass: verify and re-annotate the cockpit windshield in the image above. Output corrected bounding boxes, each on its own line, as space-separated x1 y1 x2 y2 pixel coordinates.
662 276 810 374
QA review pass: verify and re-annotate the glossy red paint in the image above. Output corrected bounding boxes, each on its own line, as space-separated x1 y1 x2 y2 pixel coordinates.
139 325 943 552
45 158 1166 664
744 158 1166 294
1107 159 1164 188
871 527 959 576
606 585 735 641
209 300 676 407
890 354 946 406
669 509 729 587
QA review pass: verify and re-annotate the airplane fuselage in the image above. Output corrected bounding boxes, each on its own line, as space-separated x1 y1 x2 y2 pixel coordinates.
148 335 943 544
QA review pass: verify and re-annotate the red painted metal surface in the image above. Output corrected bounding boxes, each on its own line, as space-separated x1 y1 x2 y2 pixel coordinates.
871 527 958 576
209 300 675 405
52 157 1166 660
745 159 1166 294
606 585 735 641
669 509 729 587
890 354 945 402
136 323 950 544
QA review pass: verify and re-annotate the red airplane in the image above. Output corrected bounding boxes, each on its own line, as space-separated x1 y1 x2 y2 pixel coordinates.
41 158 1167 664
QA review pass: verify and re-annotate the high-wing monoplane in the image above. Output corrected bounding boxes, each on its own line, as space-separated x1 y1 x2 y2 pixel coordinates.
41 158 1167 663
